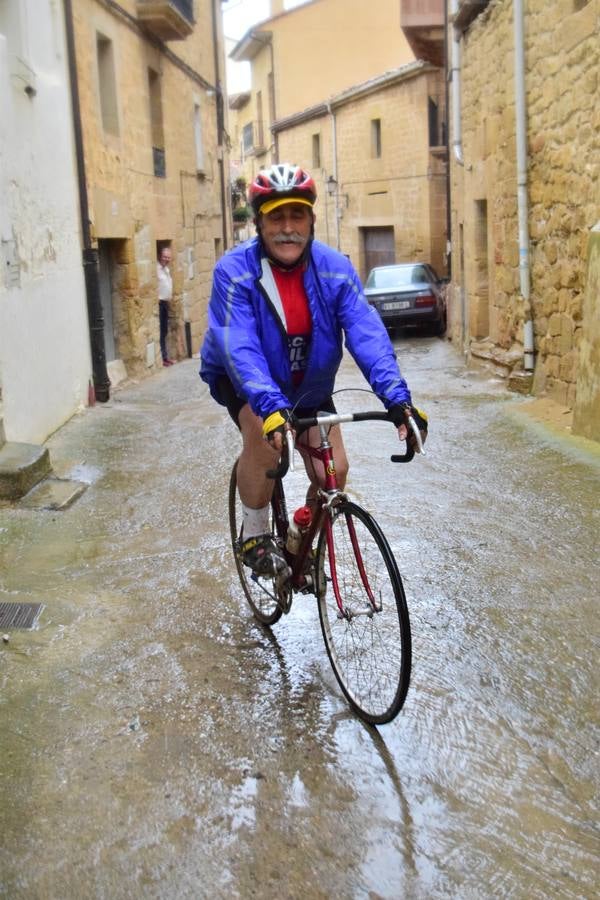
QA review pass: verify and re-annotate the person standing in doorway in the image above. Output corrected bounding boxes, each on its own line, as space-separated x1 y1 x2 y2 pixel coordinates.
157 245 174 367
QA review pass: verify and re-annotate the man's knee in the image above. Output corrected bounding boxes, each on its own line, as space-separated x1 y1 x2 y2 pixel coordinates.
336 456 349 483
239 405 278 463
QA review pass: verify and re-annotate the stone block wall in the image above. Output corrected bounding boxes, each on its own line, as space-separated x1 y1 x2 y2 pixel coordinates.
75 0 227 376
450 0 600 418
278 68 448 279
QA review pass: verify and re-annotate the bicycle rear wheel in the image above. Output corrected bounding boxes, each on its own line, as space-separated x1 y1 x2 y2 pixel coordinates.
315 501 411 724
228 460 283 626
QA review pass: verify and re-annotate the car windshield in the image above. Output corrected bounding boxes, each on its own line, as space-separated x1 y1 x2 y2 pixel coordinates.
366 265 429 288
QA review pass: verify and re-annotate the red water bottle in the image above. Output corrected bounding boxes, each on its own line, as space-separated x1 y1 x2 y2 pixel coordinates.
285 505 312 554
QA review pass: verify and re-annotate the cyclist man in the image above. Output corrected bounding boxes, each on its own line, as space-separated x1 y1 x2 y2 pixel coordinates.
200 163 427 575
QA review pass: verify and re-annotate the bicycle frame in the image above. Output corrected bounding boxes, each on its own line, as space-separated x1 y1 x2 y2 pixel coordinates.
271 419 374 618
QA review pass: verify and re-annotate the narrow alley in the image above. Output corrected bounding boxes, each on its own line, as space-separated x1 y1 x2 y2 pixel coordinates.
1 338 598 898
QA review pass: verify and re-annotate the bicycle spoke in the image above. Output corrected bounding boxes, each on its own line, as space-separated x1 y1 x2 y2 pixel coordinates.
316 501 411 724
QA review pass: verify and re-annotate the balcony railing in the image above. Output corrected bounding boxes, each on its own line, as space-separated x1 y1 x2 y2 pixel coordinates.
136 0 194 41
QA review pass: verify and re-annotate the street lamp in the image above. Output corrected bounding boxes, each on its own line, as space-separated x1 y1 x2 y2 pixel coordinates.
326 175 337 196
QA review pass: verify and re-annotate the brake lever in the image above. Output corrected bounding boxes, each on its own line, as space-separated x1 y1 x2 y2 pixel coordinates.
286 427 295 472
407 414 425 455
266 428 295 479
390 412 425 463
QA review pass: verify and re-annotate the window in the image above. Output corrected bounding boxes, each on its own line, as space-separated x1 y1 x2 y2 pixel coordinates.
371 118 381 159
242 122 254 155
428 97 439 147
194 102 204 172
148 68 165 177
312 133 321 169
97 34 119 135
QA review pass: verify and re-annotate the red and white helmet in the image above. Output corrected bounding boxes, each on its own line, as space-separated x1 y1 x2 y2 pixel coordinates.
248 163 317 216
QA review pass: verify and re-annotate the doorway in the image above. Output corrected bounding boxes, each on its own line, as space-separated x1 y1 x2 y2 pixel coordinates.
98 239 126 363
98 241 116 362
472 199 489 339
361 227 395 280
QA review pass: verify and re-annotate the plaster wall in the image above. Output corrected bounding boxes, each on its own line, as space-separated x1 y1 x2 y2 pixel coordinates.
270 0 414 119
0 2 92 444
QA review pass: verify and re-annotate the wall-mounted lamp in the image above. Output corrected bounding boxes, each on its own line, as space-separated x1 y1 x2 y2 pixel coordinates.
326 175 337 197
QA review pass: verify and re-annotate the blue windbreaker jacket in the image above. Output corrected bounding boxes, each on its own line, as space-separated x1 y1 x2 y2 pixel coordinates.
200 237 411 419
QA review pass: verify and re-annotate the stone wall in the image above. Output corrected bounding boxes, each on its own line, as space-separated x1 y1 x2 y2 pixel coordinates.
75 0 227 374
231 0 415 196
450 0 600 421
277 68 448 279
573 224 600 440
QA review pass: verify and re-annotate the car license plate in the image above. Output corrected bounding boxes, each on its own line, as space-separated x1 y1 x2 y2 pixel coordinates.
382 300 410 311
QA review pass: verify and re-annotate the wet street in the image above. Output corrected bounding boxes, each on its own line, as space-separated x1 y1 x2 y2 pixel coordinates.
1 337 599 899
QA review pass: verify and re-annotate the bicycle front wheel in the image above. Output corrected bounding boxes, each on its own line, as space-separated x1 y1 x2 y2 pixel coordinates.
315 501 411 724
228 460 283 626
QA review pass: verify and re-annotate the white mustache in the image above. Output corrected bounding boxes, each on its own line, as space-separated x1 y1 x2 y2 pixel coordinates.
272 233 306 244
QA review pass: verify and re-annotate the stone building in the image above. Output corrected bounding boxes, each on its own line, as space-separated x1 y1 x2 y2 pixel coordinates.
72 0 229 381
447 0 600 439
227 0 447 276
274 62 447 279
229 0 415 185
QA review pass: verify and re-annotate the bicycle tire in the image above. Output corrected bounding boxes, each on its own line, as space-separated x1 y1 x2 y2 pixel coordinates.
315 501 411 724
228 460 283 626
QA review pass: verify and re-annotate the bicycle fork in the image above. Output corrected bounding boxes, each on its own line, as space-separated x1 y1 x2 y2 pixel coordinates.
325 511 381 620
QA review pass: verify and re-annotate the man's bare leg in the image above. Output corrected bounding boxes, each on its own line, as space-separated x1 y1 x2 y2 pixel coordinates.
297 424 349 506
236 404 279 509
235 404 288 572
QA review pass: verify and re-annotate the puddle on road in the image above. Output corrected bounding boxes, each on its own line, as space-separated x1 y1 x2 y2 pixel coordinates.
1 341 598 897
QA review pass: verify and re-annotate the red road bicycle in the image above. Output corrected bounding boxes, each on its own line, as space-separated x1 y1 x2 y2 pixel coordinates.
229 408 423 725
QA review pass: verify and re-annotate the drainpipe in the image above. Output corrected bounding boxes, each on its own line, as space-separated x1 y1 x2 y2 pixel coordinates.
449 0 467 344
211 0 228 250
63 0 110 402
449 0 465 167
514 0 535 371
444 0 452 277
326 102 340 252
268 37 278 162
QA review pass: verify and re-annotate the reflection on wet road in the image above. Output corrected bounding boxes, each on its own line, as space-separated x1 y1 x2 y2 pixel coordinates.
1 339 598 898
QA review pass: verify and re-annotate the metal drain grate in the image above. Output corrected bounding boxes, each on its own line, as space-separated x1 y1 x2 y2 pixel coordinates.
0 602 44 630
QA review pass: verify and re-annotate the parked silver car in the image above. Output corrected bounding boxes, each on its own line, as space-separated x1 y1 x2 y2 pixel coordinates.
364 263 447 334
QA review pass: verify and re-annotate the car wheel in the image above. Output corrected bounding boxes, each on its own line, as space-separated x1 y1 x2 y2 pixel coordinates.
434 310 447 337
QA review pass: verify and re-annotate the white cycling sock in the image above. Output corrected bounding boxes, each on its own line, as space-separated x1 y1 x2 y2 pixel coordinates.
242 504 270 540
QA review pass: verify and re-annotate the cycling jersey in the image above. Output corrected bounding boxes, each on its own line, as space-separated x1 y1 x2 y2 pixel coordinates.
272 264 311 387
200 237 412 420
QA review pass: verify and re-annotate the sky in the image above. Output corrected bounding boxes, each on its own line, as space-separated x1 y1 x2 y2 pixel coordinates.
222 0 309 93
